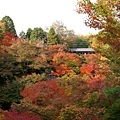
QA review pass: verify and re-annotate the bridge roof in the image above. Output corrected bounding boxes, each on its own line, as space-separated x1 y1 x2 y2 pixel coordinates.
70 48 94 52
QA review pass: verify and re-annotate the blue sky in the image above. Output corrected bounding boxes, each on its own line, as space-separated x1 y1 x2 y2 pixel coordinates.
0 0 98 35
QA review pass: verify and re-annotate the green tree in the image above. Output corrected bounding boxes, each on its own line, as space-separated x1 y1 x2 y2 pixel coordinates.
30 27 47 42
1 16 17 36
0 52 23 85
0 80 23 110
47 27 59 45
68 36 90 48
26 28 32 40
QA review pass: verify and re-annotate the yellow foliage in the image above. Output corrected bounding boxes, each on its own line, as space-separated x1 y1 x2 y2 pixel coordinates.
0 22 5 33
0 113 4 120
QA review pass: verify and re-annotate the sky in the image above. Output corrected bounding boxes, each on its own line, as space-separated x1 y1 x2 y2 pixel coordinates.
0 0 98 35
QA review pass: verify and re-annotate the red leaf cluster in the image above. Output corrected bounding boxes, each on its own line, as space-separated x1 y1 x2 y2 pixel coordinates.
53 51 81 64
21 80 68 106
3 109 41 120
3 32 17 46
81 64 95 74
51 64 73 76
51 51 81 76
82 54 111 77
87 75 106 91
46 44 64 52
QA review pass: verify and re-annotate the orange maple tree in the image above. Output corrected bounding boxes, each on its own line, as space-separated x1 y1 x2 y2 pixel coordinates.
80 63 95 75
51 51 81 76
51 64 73 76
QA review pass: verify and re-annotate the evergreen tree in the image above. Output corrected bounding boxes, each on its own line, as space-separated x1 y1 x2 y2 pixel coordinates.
30 27 46 42
26 28 32 40
47 27 59 45
1 16 17 37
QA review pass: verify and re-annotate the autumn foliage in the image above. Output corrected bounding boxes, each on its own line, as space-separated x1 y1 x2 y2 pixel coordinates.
81 63 95 74
2 109 41 120
21 80 68 107
3 32 17 46
51 51 81 76
77 0 120 51
0 36 115 120
0 4 119 118
0 41 113 119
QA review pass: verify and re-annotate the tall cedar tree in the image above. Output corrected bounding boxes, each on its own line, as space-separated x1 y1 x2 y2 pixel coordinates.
1 16 17 37
47 27 59 45
26 28 32 40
